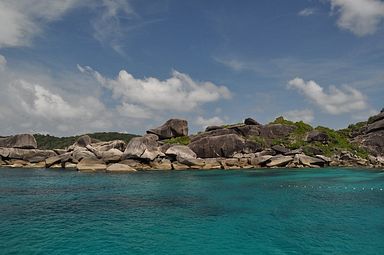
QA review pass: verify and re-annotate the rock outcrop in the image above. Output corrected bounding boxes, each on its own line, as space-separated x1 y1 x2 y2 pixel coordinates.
123 134 163 161
188 134 245 158
147 119 188 139
1 113 384 172
0 134 37 149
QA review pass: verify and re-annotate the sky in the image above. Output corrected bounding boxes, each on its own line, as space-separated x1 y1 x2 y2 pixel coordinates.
0 0 383 136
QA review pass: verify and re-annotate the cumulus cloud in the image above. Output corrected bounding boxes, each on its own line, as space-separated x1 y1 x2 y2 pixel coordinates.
283 109 314 123
79 65 232 114
331 0 384 36
298 8 316 16
288 77 368 115
195 116 225 129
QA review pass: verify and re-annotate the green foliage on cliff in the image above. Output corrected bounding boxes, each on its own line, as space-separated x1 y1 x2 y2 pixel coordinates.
338 121 366 138
163 136 190 145
266 117 368 158
34 132 139 150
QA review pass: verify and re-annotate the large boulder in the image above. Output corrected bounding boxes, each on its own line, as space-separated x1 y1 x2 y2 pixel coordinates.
188 134 244 158
306 130 329 143
205 126 224 132
77 158 106 172
266 155 293 167
165 145 197 159
366 119 384 133
259 124 296 139
358 130 384 156
123 134 163 161
190 128 238 143
295 154 325 167
99 149 123 163
72 148 97 163
0 134 37 149
45 152 72 167
367 112 384 124
230 125 261 137
244 118 261 126
74 135 92 147
4 148 56 162
147 119 188 140
90 140 126 152
106 163 137 172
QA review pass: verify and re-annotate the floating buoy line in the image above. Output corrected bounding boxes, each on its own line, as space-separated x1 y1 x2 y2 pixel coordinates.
276 184 383 192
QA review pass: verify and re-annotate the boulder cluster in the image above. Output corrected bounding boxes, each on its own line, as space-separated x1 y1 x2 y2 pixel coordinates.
1 114 384 172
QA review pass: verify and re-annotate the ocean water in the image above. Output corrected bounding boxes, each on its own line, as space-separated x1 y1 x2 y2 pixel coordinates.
0 167 383 255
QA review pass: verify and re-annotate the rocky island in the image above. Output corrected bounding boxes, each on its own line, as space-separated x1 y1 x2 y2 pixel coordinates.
1 111 383 172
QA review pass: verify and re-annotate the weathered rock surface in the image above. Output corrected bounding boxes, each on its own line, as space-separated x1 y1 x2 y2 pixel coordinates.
73 135 92 147
150 158 173 170
200 158 222 169
119 159 151 170
1 148 56 163
99 149 123 163
250 155 273 166
266 155 293 167
106 163 137 172
91 140 126 152
231 125 261 137
147 119 188 139
188 134 244 158
295 154 325 167
165 145 197 159
0 134 37 149
366 118 384 133
272 145 290 154
172 162 190 170
123 134 163 161
306 130 329 143
45 152 71 167
367 112 384 124
190 128 237 143
77 158 106 172
72 148 97 162
244 118 261 126
259 124 296 139
205 126 223 132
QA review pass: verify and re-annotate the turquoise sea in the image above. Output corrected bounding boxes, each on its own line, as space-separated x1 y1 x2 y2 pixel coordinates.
0 167 383 255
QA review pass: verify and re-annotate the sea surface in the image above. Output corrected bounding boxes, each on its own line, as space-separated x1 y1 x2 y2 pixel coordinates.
0 167 383 255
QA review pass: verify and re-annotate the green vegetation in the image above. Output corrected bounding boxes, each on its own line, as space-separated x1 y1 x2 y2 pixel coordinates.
266 117 369 158
338 121 366 138
163 136 190 145
248 135 267 148
34 132 139 150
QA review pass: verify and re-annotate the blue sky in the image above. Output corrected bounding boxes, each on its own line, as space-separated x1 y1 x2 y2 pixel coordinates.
0 0 383 136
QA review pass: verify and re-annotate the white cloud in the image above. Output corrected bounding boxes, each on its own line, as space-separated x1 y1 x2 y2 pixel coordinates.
0 54 6 70
331 0 384 36
283 109 314 123
79 65 232 112
0 0 134 50
288 77 368 115
298 8 316 16
116 103 153 119
91 0 136 53
0 0 82 48
195 116 225 129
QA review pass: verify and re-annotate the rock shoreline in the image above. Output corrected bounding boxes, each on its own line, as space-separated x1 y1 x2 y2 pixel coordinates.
1 114 384 172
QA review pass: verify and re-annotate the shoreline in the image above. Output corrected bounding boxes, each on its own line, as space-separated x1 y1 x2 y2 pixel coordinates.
1 113 384 172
